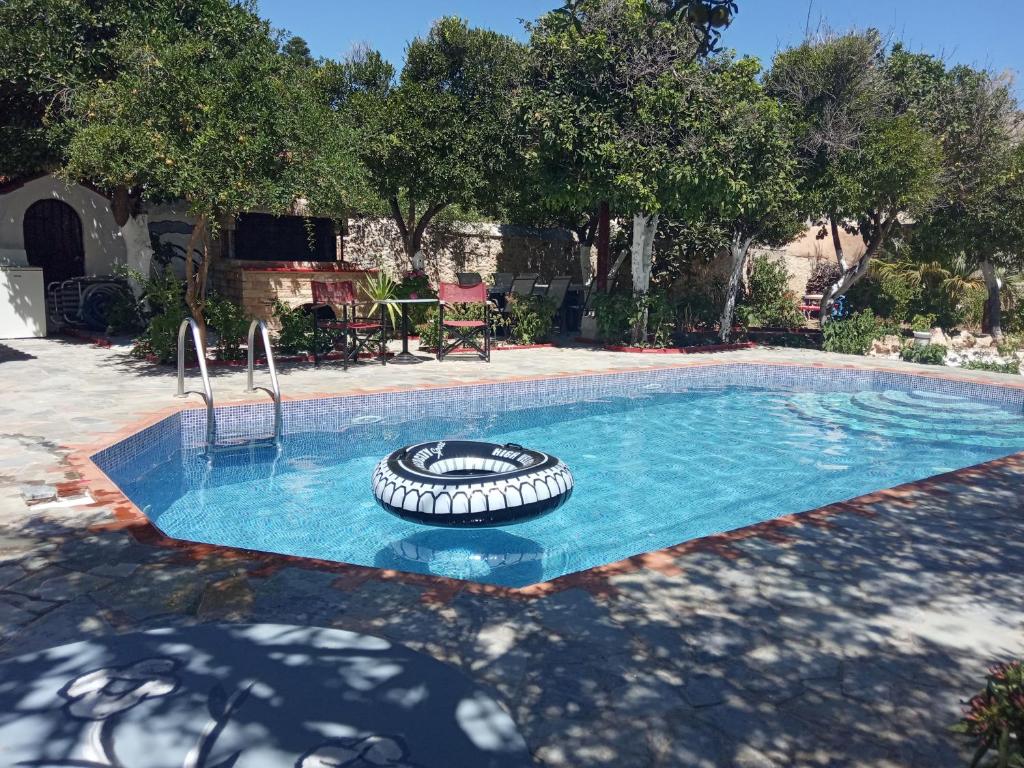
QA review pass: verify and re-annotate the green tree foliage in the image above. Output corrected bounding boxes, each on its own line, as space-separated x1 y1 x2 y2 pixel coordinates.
766 31 944 321
346 19 527 263
61 0 363 341
897 49 1024 339
281 35 313 66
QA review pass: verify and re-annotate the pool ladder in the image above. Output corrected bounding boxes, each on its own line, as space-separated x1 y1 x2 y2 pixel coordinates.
175 318 282 448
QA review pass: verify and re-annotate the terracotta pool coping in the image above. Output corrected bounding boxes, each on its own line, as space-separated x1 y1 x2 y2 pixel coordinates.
65 359 1024 603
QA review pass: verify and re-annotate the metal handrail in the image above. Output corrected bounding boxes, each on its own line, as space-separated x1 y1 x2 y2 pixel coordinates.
246 319 282 439
175 318 216 446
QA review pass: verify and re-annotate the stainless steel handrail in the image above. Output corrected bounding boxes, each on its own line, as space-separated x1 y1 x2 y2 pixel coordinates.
175 318 216 446
246 319 282 439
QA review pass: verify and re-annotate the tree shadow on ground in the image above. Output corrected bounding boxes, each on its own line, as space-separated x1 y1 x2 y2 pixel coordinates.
1 458 1022 767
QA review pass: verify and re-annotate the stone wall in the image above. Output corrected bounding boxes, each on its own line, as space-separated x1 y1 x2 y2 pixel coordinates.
343 217 585 284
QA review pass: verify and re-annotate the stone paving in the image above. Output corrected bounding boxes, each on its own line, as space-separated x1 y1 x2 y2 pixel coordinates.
0 336 1023 766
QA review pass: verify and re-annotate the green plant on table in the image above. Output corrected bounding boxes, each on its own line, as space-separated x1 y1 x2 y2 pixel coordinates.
360 271 401 329
952 660 1024 767
900 342 946 365
395 269 436 327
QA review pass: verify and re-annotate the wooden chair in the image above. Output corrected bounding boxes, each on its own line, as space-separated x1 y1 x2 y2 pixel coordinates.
310 281 386 369
437 282 491 362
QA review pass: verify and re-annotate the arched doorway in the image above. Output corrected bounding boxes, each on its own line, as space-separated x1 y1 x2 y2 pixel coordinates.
23 199 85 285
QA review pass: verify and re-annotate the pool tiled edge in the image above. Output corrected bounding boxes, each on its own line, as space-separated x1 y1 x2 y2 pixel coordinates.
73 360 1024 601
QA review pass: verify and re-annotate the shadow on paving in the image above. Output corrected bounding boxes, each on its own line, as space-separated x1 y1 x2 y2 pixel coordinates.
0 459 1022 767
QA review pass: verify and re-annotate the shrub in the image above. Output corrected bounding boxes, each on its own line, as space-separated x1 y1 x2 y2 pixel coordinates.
911 313 936 332
394 269 436 327
506 294 557 344
961 359 1020 374
128 266 187 363
272 300 331 355
822 309 890 355
846 269 921 325
204 294 250 361
900 343 946 365
952 661 1024 768
804 261 842 296
593 290 675 347
738 254 804 329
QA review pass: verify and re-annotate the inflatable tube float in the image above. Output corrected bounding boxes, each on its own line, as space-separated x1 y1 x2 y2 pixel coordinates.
372 440 573 526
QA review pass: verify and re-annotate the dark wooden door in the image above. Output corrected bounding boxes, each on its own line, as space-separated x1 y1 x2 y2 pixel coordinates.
23 199 86 285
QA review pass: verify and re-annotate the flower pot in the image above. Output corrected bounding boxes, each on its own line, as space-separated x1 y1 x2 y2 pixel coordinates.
913 330 931 347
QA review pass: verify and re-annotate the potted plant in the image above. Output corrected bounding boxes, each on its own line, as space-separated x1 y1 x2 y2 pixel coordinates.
360 272 401 332
911 314 935 347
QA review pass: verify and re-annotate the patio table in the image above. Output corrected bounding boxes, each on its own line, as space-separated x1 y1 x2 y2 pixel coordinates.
380 297 438 363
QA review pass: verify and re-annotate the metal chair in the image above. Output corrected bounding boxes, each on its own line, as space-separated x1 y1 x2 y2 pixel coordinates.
437 282 491 362
541 275 573 333
489 272 514 295
310 281 386 369
510 273 539 297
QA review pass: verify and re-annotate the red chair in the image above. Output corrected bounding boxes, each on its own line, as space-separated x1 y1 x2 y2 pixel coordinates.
310 281 386 369
437 282 491 362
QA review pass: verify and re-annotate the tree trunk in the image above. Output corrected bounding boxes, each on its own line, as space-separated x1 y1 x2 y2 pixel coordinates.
119 212 153 290
719 232 754 343
596 201 610 292
630 212 659 344
980 260 1003 341
829 216 847 269
578 243 593 285
183 215 209 350
388 196 447 267
819 215 894 324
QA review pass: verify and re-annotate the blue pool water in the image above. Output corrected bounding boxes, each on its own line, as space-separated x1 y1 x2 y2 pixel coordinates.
101 384 1024 587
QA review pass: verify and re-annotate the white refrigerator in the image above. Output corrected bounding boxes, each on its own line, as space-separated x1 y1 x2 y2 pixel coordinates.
0 265 47 338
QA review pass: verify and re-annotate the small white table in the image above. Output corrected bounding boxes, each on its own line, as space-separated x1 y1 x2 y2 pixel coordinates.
380 298 439 363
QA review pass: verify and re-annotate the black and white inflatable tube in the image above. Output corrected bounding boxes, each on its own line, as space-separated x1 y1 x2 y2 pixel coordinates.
372 440 573 526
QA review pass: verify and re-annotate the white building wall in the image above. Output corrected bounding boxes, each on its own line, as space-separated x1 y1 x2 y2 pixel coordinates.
0 175 127 274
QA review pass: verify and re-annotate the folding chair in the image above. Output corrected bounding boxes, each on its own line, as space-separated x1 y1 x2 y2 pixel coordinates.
310 281 387 369
436 281 491 362
457 272 483 287
510 273 539 297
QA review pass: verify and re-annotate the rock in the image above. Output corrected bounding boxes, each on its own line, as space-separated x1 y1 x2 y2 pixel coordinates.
868 335 902 358
955 331 976 349
974 334 994 349
929 328 949 347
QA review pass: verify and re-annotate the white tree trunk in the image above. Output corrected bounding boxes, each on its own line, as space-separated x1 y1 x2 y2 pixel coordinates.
578 243 593 285
981 260 1003 340
719 233 752 342
119 213 153 292
630 213 659 294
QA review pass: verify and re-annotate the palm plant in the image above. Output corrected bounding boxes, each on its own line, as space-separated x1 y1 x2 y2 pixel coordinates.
360 272 401 328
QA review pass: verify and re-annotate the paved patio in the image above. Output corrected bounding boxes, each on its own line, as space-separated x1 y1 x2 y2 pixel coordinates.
0 336 1022 766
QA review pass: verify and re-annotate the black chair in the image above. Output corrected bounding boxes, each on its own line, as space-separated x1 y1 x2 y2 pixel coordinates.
540 276 573 333
457 272 483 287
509 273 538 298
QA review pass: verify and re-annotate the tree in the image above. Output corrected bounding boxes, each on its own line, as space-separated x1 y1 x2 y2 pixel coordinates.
523 0 728 342
64 0 361 342
346 19 526 264
766 31 944 322
694 57 803 341
282 35 313 66
899 52 1024 339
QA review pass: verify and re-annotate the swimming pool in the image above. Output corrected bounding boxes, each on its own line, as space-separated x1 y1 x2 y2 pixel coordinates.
92 365 1024 587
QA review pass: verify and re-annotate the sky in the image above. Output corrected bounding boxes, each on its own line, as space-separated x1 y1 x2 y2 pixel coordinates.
256 0 1024 98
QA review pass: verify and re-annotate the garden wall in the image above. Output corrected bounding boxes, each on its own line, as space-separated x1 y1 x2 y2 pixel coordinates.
343 217 586 284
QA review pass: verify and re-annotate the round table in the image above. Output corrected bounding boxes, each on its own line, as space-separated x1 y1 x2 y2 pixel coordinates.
380 298 438 363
